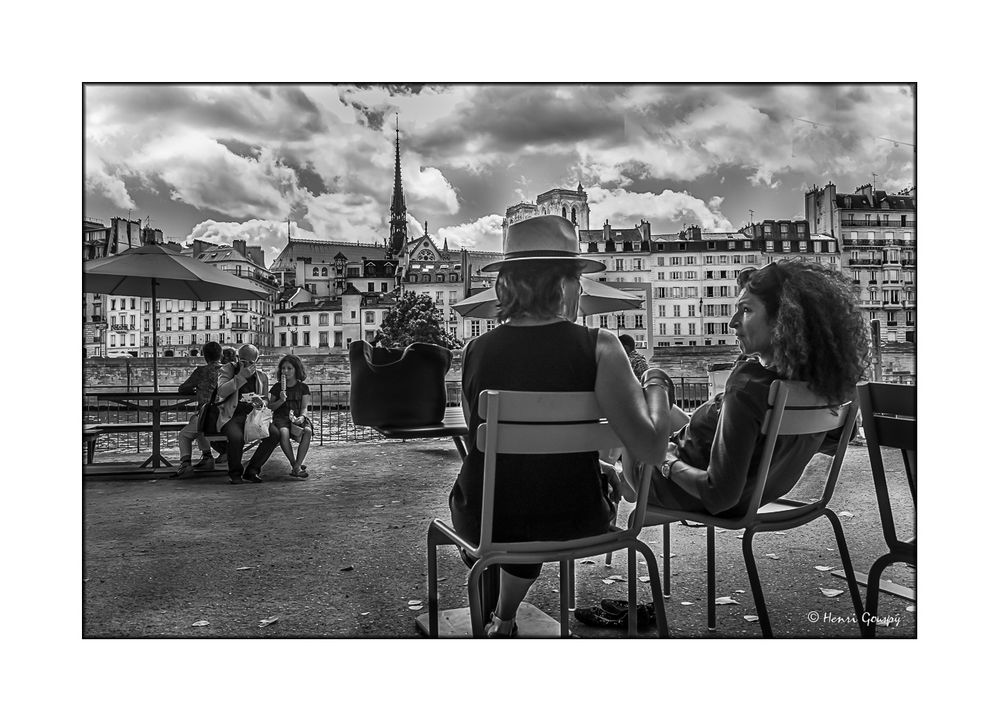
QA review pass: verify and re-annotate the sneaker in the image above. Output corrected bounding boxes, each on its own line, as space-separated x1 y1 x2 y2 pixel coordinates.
599 599 656 626
171 464 195 479
228 473 247 485
574 605 627 628
193 456 215 471
243 470 263 484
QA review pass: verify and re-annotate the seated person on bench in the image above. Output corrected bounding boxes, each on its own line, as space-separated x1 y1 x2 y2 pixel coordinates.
172 341 223 478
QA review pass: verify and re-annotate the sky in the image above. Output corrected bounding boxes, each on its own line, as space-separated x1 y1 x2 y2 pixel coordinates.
84 83 915 265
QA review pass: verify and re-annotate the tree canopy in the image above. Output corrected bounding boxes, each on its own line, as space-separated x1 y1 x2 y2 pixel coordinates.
378 291 463 349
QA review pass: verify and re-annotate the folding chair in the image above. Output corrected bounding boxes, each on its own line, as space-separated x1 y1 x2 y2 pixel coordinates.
632 380 866 637
856 381 916 637
426 389 669 638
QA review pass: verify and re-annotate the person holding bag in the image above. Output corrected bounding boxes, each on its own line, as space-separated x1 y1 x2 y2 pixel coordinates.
215 344 281 484
267 354 314 479
170 341 224 478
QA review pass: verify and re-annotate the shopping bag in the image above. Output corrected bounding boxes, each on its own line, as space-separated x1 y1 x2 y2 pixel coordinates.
244 407 272 443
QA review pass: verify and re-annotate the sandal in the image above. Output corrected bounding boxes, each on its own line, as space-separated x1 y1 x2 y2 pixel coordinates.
289 467 310 478
485 612 518 638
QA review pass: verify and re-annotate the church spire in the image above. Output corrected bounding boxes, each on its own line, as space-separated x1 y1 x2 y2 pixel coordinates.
389 114 408 257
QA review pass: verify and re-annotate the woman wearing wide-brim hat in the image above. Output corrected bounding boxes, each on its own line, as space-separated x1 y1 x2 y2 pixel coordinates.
449 214 676 637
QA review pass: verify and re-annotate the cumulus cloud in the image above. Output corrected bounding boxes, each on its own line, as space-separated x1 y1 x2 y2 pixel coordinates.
432 215 504 252
184 219 296 266
586 186 735 233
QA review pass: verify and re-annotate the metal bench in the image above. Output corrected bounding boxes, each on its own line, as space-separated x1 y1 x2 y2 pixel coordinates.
83 424 103 464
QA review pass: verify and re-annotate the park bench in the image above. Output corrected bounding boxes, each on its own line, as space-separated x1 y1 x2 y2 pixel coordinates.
85 421 258 471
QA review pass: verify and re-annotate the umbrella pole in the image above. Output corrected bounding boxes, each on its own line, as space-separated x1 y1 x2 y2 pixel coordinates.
151 278 159 392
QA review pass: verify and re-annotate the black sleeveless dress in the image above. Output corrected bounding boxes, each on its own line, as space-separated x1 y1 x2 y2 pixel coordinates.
449 321 614 545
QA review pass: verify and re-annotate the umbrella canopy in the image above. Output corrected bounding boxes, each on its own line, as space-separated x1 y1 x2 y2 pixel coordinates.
453 276 645 319
83 244 270 301
84 244 272 390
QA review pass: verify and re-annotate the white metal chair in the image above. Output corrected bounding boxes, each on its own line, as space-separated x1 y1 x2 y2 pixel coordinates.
426 389 669 638
631 380 866 637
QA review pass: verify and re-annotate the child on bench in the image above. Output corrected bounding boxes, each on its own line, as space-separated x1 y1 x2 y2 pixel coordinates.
172 341 223 478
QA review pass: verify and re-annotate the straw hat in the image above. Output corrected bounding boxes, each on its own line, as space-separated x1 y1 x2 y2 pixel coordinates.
481 215 605 273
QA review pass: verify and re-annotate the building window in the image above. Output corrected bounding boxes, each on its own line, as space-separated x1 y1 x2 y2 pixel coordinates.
291 331 298 346
470 321 481 338
365 311 376 324
673 323 681 335
303 331 310 346
302 315 310 325
334 331 343 347
599 315 608 328
334 313 342 325
319 313 329 325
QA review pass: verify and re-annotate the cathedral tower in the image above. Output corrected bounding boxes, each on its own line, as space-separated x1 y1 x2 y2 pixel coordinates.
388 118 408 257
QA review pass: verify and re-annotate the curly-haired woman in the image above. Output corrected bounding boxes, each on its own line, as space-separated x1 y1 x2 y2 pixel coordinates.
621 260 870 518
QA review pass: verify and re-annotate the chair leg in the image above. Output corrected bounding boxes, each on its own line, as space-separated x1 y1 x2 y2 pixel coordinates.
741 530 772 638
862 553 898 638
636 540 670 638
663 523 671 597
707 525 716 631
627 545 638 638
568 559 576 611
467 561 488 639
822 509 866 636
559 560 571 638
426 529 442 638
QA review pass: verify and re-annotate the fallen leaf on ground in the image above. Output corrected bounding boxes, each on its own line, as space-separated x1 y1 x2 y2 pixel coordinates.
743 615 759 622
191 620 210 627
734 589 745 594
236 566 253 571
258 616 279 628
601 579 616 585
408 605 423 611
764 553 780 560
408 599 422 605
820 588 844 598
339 565 354 572
838 511 855 518
814 565 834 572
581 559 596 565
373 504 384 508
906 605 916 613
826 548 835 552
715 596 738 605
436 577 446 582
607 574 625 581
639 576 650 583
361 612 370 616
773 532 786 536
680 602 694 606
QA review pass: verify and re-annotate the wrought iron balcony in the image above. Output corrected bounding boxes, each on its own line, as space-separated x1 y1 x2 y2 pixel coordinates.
841 219 916 228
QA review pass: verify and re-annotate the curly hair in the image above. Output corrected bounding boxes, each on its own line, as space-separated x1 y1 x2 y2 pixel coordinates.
495 260 582 323
277 354 307 382
737 261 870 404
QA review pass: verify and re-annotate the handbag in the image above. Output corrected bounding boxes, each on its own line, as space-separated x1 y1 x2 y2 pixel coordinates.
197 385 221 434
349 340 452 427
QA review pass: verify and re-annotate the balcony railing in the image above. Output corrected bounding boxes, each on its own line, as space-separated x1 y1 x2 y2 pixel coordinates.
230 303 249 311
901 259 915 266
230 323 249 331
848 258 884 266
841 219 916 228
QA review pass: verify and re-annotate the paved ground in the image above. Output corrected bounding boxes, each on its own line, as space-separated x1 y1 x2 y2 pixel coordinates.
83 440 915 638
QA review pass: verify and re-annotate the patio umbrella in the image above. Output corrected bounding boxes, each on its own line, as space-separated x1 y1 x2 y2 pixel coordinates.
84 244 271 390
453 276 645 319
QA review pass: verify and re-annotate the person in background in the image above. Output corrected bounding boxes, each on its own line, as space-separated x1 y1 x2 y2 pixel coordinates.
215 344 282 484
450 215 674 637
171 341 223 478
212 346 240 465
619 334 648 380
267 354 314 478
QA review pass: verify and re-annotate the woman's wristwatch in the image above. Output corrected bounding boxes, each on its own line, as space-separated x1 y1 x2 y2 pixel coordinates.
661 455 679 480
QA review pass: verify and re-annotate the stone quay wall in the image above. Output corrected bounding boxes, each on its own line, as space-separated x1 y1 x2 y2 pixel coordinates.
83 342 915 390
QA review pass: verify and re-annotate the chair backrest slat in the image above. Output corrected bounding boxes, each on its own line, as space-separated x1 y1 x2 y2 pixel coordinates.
476 389 602 423
745 380 857 519
475 389 652 553
476 420 622 454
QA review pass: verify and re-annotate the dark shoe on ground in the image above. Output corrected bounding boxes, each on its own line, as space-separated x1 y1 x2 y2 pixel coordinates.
171 464 195 479
228 473 247 485
193 456 215 471
243 470 263 483
599 599 656 626
574 605 627 628
485 613 518 638
290 467 309 478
